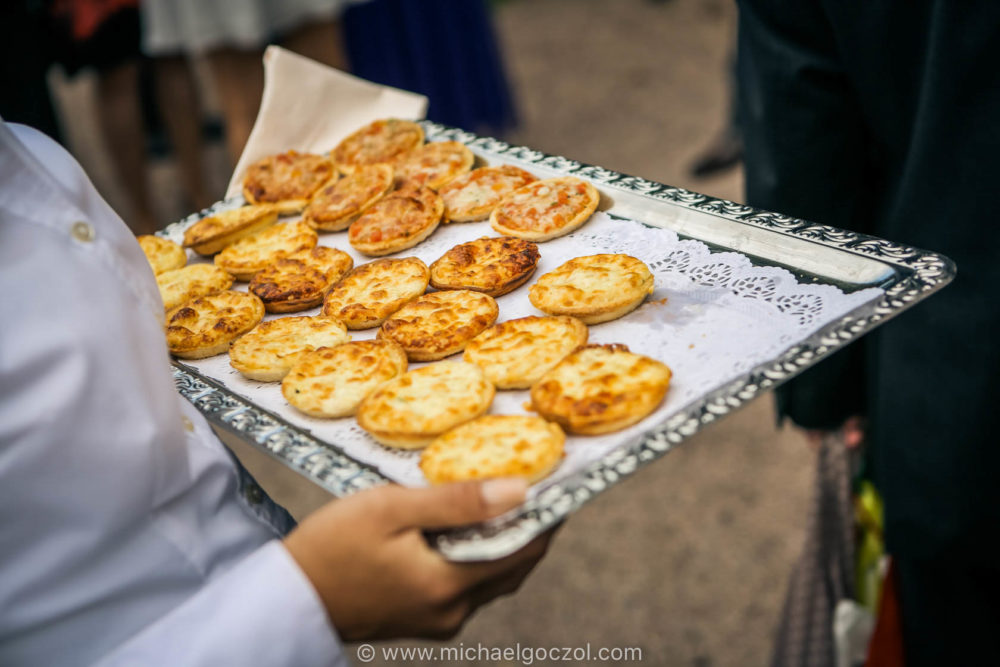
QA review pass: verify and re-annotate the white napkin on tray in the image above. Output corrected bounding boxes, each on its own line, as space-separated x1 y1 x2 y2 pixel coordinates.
225 45 429 198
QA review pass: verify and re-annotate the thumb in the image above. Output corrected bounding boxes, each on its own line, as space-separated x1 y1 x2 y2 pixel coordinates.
390 478 528 531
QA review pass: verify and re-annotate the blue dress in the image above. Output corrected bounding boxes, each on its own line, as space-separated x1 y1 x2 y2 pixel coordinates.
343 0 517 135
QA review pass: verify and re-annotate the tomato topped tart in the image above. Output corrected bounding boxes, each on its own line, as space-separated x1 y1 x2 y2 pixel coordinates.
242 151 337 215
393 140 474 190
439 165 537 223
302 164 393 231
331 118 424 173
348 185 443 256
490 176 599 241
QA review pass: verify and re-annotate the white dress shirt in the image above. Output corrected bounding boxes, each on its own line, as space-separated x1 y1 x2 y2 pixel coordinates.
0 120 347 666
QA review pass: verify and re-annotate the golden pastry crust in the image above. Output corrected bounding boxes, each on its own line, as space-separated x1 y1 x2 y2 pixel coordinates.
348 185 443 256
356 361 494 449
138 235 187 275
331 118 424 172
249 246 354 313
378 290 499 361
529 343 672 435
420 415 565 485
229 315 350 382
182 205 279 256
156 263 234 312
463 315 589 389
490 176 600 241
166 290 264 359
214 221 318 281
528 254 654 324
393 140 474 190
429 236 540 297
282 339 408 418
321 257 429 329
301 164 393 232
242 151 337 215
439 165 537 223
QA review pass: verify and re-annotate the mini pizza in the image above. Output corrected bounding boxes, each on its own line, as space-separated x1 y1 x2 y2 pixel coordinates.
249 246 354 313
490 176 600 241
393 140 474 190
321 257 429 329
301 164 393 232
420 415 565 485
182 204 278 256
229 315 350 382
348 185 443 256
463 315 589 389
378 289 499 361
282 339 409 418
331 118 424 172
356 361 494 449
530 343 672 435
138 235 187 275
242 150 337 215
439 165 537 223
165 290 264 359
156 263 234 312
214 221 318 281
529 254 654 324
429 236 540 297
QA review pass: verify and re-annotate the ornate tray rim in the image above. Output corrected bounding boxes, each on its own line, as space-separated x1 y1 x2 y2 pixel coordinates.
165 121 955 561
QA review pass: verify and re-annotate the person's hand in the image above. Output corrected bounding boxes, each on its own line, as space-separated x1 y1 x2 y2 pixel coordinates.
802 414 865 449
283 478 553 641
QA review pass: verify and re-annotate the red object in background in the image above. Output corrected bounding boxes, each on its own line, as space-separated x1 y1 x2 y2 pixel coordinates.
867 559 905 666
49 0 138 41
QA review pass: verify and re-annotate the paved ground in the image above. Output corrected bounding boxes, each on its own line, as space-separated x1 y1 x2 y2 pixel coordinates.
51 1 816 665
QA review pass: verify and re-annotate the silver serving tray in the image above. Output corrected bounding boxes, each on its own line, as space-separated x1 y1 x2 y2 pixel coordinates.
164 121 954 561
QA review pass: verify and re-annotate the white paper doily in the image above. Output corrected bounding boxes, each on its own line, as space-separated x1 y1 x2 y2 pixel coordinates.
176 212 882 490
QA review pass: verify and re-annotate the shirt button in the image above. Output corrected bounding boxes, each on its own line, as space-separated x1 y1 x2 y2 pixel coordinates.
71 221 95 243
245 484 264 505
181 416 195 432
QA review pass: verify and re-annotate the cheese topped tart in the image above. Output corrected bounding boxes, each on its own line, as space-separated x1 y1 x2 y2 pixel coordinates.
301 164 393 232
378 289 499 361
242 151 337 215
166 290 264 359
439 165 537 223
356 361 495 449
331 118 424 172
282 339 408 418
490 176 600 241
348 185 443 256
249 246 354 313
182 204 279 256
420 415 565 485
530 343 672 435
463 315 589 389
156 263 234 312
429 236 540 297
214 221 318 281
529 254 654 324
321 256 429 329
138 235 186 275
229 315 350 382
393 140 474 190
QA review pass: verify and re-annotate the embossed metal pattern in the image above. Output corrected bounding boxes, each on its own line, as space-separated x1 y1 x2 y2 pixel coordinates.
164 121 955 561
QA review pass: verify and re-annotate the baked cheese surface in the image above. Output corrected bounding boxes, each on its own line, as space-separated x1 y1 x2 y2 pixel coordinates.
156 263 233 312
214 221 318 281
429 236 540 297
166 290 264 359
348 185 443 256
321 256 429 329
378 289 499 361
420 415 565 484
529 253 654 324
229 315 350 382
249 246 353 313
530 344 671 435
282 339 408 418
464 315 588 389
302 164 393 232
440 165 537 223
490 176 599 241
242 151 336 214
332 118 424 171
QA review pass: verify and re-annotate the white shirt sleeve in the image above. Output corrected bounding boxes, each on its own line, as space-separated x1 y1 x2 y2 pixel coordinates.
96 541 347 667
0 120 347 666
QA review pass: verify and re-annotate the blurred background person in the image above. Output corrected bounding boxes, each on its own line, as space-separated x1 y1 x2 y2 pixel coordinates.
738 1 1000 665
